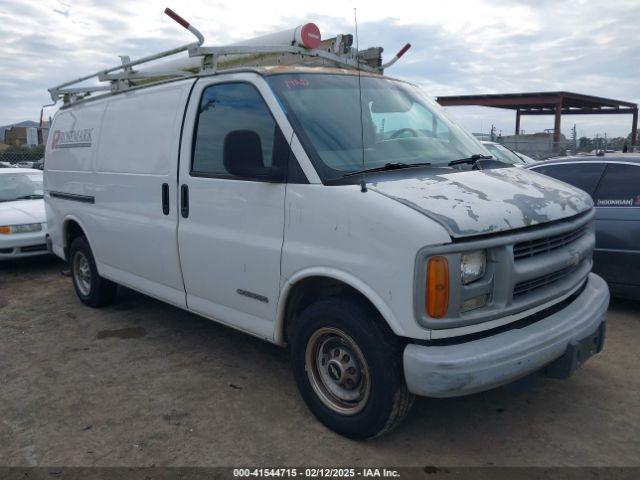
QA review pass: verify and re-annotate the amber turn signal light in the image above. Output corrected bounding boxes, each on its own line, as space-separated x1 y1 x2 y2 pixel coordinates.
426 256 449 318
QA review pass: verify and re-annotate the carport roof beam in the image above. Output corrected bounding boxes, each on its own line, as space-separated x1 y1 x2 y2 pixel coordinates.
436 91 639 151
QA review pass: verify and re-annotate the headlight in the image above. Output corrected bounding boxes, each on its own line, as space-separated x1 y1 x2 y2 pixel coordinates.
0 223 43 235
461 250 486 284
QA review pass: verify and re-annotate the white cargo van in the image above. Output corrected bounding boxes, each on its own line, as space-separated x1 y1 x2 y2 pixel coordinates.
44 11 609 439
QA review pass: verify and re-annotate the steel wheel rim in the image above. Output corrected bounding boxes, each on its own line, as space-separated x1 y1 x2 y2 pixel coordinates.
73 251 92 296
305 327 371 415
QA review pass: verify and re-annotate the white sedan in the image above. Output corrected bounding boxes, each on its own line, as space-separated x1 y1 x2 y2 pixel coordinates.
0 168 48 260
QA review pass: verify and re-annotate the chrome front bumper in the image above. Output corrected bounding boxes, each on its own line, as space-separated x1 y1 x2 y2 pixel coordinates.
403 273 609 398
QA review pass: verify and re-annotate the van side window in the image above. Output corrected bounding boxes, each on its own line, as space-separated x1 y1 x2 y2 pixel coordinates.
532 163 605 196
192 83 276 177
593 164 640 207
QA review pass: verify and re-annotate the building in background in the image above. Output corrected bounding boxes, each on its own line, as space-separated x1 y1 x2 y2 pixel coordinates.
25 127 38 147
0 121 48 165
2 124 47 147
4 126 28 147
501 132 568 159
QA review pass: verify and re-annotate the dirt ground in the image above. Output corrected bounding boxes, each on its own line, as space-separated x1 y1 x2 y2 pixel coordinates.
1 256 639 467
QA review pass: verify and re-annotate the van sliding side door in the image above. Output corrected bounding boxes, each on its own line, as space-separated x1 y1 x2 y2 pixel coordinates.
177 75 287 340
90 81 196 308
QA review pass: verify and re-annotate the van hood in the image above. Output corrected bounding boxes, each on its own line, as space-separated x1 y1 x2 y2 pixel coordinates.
369 167 593 238
0 199 46 225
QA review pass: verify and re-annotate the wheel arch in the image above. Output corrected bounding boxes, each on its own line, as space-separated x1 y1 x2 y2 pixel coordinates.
61 215 90 259
275 268 403 345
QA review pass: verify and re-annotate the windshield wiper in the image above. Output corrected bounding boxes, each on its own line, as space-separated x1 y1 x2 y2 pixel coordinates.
448 154 493 166
340 162 432 178
14 194 44 200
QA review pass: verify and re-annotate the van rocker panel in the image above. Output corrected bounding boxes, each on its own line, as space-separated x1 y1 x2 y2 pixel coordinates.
403 273 609 398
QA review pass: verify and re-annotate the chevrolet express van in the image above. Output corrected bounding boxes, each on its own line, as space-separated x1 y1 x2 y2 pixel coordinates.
44 36 609 439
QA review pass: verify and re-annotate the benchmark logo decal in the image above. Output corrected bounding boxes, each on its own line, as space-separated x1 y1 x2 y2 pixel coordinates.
51 129 93 149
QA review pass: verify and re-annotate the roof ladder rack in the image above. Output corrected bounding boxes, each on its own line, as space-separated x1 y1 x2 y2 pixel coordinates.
48 7 412 106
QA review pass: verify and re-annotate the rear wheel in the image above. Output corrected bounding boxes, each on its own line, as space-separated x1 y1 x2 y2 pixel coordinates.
290 298 414 439
69 236 117 307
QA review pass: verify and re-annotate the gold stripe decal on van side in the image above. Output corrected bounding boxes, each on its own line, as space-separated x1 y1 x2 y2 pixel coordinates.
236 289 269 303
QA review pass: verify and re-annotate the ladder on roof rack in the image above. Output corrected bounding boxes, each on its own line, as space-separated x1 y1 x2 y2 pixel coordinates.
48 8 411 106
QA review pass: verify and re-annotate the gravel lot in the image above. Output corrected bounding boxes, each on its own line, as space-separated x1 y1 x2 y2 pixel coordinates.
1 256 639 467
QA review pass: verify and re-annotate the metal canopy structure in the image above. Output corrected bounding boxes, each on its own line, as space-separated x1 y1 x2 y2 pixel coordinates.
436 91 638 151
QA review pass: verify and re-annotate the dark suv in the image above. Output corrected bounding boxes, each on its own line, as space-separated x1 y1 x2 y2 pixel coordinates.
527 154 640 299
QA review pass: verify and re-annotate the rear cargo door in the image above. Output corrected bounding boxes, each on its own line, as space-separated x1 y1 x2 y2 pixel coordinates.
177 75 287 339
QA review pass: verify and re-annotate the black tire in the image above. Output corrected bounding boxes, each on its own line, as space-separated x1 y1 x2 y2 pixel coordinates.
290 297 414 439
68 236 117 307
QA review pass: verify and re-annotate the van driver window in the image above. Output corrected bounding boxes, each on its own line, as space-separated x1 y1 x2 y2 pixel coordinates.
192 83 275 176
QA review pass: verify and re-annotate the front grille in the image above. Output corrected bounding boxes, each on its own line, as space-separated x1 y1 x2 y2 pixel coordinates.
20 244 47 253
0 248 14 254
513 225 588 260
513 265 579 297
421 282 587 346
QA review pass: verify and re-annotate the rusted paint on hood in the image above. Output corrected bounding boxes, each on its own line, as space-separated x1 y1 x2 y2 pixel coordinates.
369 168 593 238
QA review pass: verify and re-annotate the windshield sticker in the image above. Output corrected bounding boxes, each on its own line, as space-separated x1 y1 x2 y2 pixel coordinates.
284 78 310 89
51 129 93 149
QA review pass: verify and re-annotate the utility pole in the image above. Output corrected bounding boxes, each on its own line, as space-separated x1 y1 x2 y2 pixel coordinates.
571 124 577 153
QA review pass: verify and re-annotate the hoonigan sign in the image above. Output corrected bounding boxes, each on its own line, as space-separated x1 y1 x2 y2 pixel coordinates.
51 129 93 149
596 196 640 207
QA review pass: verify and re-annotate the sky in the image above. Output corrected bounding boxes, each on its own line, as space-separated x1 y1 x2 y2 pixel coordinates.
0 0 638 138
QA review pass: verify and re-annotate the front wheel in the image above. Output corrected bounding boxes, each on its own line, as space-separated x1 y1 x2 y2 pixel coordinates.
290 298 414 439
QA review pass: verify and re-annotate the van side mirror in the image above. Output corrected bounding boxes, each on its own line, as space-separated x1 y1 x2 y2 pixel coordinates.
223 130 284 182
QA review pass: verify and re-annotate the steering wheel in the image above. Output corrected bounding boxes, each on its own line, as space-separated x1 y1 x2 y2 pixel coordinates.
391 128 421 139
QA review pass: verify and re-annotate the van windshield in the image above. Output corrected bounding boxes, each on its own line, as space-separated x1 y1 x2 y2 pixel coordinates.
266 73 491 182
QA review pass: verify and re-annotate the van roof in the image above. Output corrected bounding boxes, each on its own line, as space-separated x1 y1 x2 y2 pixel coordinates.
56 65 406 111
53 67 387 111
257 65 384 77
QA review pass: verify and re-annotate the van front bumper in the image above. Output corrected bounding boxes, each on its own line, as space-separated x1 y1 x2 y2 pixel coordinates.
403 273 609 398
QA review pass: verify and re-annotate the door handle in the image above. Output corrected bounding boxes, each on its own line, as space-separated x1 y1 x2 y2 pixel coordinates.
161 183 170 215
180 184 189 218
